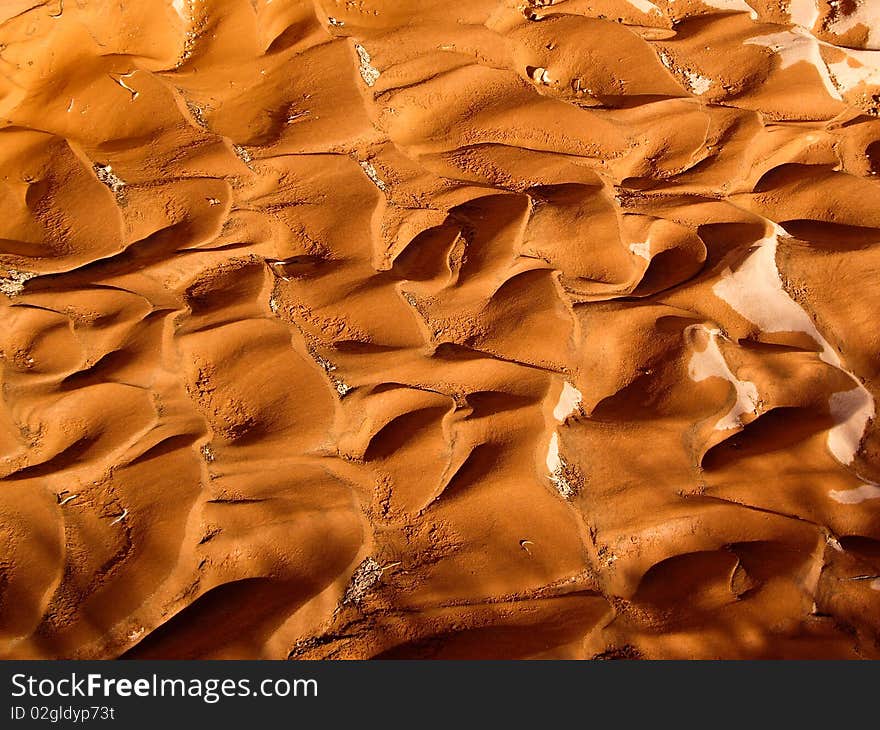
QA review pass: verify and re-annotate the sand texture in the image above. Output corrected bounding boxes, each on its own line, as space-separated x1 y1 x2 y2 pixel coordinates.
2 0 880 659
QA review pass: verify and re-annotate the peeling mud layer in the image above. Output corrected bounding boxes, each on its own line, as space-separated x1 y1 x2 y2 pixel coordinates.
1 0 880 660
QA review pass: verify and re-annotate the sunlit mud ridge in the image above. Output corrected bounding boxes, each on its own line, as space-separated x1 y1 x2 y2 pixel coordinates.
1 0 880 659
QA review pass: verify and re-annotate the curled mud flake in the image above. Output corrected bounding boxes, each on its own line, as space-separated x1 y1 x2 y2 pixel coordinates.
327 16 345 27
286 109 310 124
93 163 125 197
186 98 209 127
56 491 78 506
110 71 139 100
597 544 618 568
354 42 380 86
342 557 383 605
359 160 387 191
529 66 551 84
200 443 215 463
233 144 254 167
0 269 37 297
109 508 129 526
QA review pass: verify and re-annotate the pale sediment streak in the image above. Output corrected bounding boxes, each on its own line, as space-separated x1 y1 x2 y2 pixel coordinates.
825 48 880 94
788 0 820 30
546 381 582 499
746 14 880 100
359 160 387 191
824 1 880 50
711 224 875 483
684 69 713 96
342 557 383 605
698 0 758 20
688 326 761 431
553 381 582 422
745 30 842 101
354 43 380 87
93 163 125 196
0 269 36 297
629 241 651 261
828 483 880 504
625 0 662 14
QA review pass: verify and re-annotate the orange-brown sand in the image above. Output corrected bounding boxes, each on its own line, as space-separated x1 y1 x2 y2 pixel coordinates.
1 0 880 659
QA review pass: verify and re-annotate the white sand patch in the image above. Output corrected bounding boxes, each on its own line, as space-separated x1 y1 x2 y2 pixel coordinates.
546 382 580 498
359 160 387 191
826 0 880 49
685 69 713 95
699 0 758 19
342 557 383 605
828 387 875 465
788 0 820 29
0 269 36 297
355 43 380 86
826 48 880 93
713 225 875 466
553 381 582 422
530 67 552 85
94 163 125 195
546 431 562 474
688 326 761 430
545 432 575 498
630 241 651 261
829 483 880 504
657 53 714 96
626 0 663 14
745 30 842 100
713 226 834 363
